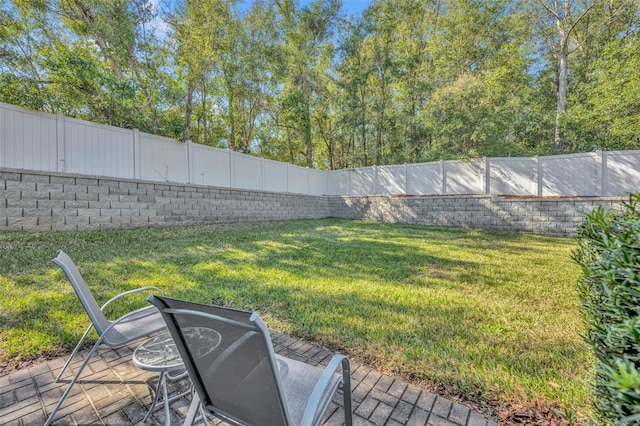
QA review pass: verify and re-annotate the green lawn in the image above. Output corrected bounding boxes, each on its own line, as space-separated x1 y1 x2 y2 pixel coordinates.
0 220 590 421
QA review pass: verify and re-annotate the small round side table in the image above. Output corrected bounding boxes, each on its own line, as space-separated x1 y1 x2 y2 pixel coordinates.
133 330 212 425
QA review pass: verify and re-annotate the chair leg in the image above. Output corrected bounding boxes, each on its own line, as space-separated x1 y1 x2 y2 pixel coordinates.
183 392 202 426
44 337 103 426
342 359 353 426
55 324 93 383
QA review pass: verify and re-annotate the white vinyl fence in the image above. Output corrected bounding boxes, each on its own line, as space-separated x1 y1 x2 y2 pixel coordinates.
1 102 639 197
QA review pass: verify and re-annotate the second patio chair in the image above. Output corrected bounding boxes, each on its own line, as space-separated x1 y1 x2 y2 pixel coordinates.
45 250 167 426
148 294 353 426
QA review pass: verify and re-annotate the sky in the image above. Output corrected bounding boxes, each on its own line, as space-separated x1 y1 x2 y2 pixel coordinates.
332 0 370 16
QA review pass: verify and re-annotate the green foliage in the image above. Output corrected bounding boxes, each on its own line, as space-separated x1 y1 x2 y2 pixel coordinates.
574 194 640 424
0 0 639 166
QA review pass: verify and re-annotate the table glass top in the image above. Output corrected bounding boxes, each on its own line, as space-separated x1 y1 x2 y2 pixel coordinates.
134 327 221 370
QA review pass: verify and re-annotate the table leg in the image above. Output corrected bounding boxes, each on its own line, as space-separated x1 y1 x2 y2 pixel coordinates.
144 371 165 423
183 392 201 426
161 371 171 426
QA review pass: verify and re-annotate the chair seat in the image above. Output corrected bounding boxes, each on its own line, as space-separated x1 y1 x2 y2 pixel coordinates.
277 355 343 426
103 306 167 347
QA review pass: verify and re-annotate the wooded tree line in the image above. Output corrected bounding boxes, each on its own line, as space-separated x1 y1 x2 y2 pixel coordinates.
1 0 639 169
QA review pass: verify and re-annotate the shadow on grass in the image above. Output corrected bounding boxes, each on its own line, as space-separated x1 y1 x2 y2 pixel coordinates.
0 219 586 413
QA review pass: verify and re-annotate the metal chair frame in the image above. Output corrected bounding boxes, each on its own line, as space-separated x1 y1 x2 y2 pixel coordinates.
45 251 167 426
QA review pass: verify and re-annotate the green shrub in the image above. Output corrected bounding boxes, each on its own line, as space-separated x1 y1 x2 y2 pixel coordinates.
574 194 640 424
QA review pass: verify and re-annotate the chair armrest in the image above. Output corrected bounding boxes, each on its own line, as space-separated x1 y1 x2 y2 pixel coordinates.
301 354 350 426
101 286 164 311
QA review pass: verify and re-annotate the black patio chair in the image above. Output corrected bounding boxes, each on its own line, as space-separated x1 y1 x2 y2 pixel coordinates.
148 295 353 426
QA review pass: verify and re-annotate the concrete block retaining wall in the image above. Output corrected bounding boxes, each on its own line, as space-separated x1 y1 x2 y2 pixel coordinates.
0 169 331 232
329 195 625 237
0 168 626 236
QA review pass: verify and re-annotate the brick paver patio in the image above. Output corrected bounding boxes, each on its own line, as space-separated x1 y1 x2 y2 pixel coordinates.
0 331 497 426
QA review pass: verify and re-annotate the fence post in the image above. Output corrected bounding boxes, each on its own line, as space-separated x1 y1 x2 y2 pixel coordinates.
133 129 141 180
229 149 234 188
404 164 408 195
56 113 65 172
186 140 193 184
441 160 446 195
484 157 490 195
286 163 290 192
600 150 608 196
261 158 265 191
534 155 543 196
373 166 379 194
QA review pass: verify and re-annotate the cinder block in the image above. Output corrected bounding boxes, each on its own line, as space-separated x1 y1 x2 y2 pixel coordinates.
111 216 131 224
120 209 140 217
137 183 155 191
50 176 75 185
128 189 147 196
76 192 99 201
119 195 137 203
65 200 89 209
8 217 37 229
38 217 66 227
88 186 109 194
0 171 21 181
78 208 101 217
108 188 129 196
75 178 99 186
110 202 130 209
89 201 111 209
0 190 20 200
50 192 76 201
65 217 90 225
29 190 51 200
0 207 23 217
89 216 111 225
100 209 121 217
7 199 37 208
119 181 138 190
21 173 50 183
98 179 119 188
62 185 87 193
52 208 77 217
23 208 52 217
7 181 36 191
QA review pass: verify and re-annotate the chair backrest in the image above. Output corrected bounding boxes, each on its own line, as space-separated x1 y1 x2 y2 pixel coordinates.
53 251 110 334
148 295 291 426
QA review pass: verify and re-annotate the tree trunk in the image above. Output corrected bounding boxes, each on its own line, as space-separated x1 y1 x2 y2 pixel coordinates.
184 84 194 142
555 33 569 153
229 89 237 151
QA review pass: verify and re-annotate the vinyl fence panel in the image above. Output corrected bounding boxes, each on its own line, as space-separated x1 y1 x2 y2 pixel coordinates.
307 169 328 195
604 150 640 196
376 165 406 194
327 170 348 195
139 134 189 183
406 162 443 195
232 152 262 190
350 167 375 196
64 117 134 178
444 160 484 194
287 164 308 194
540 153 598 196
489 158 536 195
0 104 58 172
189 144 231 187
263 159 288 192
